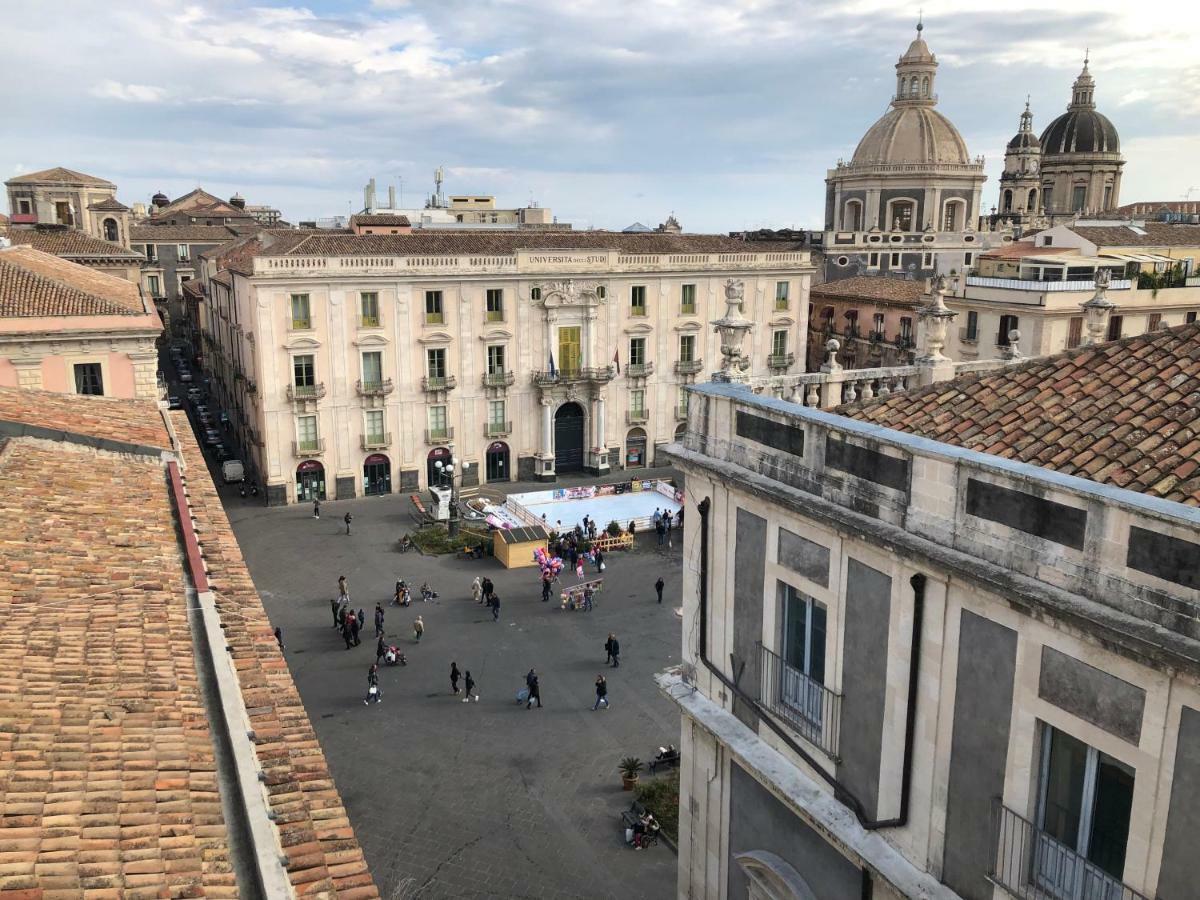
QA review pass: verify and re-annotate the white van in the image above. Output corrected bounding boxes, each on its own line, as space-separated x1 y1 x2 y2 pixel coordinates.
221 459 245 483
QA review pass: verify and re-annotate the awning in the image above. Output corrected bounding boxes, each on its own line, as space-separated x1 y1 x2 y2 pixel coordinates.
1099 252 1175 263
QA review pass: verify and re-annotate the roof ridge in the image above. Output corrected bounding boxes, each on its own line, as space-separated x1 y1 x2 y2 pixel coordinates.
0 250 141 316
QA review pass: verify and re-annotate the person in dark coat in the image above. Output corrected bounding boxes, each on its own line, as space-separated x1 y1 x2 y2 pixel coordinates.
374 604 385 636
274 627 284 650
313 499 321 519
463 670 477 702
376 633 386 664
593 674 609 710
331 596 341 627
655 576 665 604
605 633 615 665
526 671 542 709
364 664 381 705
349 611 361 646
450 662 461 695
595 548 605 572
357 608 366 635
491 594 501 621
342 616 355 650
482 577 494 604
609 634 621 667
541 577 552 603
344 512 353 535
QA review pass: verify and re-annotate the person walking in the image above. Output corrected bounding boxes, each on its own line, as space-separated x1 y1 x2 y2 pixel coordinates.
482 577 494 605
491 594 501 622
655 518 666 547
330 596 341 628
349 610 361 646
664 510 674 547
593 674 609 710
463 670 477 703
344 512 353 535
374 603 385 637
609 634 621 668
471 576 483 604
541 576 552 603
338 575 348 599
595 548 605 573
357 608 366 634
341 615 355 650
526 669 542 709
313 498 321 519
450 661 461 695
676 506 684 531
413 615 425 642
364 664 382 705
376 633 387 664
655 576 665 605
605 633 615 666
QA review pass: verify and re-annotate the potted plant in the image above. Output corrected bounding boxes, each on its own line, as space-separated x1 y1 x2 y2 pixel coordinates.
607 520 621 537
619 757 643 791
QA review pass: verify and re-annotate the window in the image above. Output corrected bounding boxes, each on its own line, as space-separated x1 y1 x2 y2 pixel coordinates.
873 312 885 339
1067 316 1083 349
631 285 647 316
868 252 879 268
290 293 311 329
780 583 827 722
1003 189 1014 213
558 326 581 374
360 292 380 327
965 310 979 342
771 330 788 357
679 334 696 362
1148 313 1162 331
365 409 385 444
964 252 974 267
1071 185 1087 212
17 199 30 214
629 337 646 367
998 314 1019 346
530 287 542 302
922 252 933 267
144 243 157 262
177 244 190 261
1103 184 1113 209
1187 311 1197 324
1044 188 1054 213
681 283 696 315
889 200 914 231
488 399 506 428
428 405 448 436
103 218 119 242
629 389 645 415
293 354 315 387
55 201 71 225
774 282 789 311
844 199 863 231
297 415 318 448
678 386 689 417
1107 315 1123 342
486 288 504 322
73 363 103 396
890 252 901 267
425 290 444 325
899 317 913 344
426 348 446 379
487 345 506 374
146 274 161 297
596 285 606 299
361 351 383 388
1035 724 1134 892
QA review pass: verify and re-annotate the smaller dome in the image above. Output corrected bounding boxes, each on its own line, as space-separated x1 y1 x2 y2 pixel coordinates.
901 36 934 62
1007 130 1040 151
1040 109 1120 155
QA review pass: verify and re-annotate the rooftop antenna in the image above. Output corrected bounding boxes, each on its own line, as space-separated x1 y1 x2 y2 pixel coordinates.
434 166 445 208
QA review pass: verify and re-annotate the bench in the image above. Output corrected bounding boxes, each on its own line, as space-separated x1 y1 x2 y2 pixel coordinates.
649 749 681 774
620 800 647 830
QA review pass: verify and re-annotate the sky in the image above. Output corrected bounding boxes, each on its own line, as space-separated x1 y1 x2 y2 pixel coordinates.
2 0 1197 232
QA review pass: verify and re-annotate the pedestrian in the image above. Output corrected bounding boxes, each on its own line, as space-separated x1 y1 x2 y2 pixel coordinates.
656 518 666 546
413 615 424 642
342 616 355 650
349 611 361 646
338 575 348 599
628 520 636 541
482 577 494 604
471 576 483 604
605 632 615 665
337 597 349 628
330 596 341 628
274 627 284 650
652 508 662 530
593 674 609 710
450 661 461 694
610 634 621 668
463 670 477 703
576 559 584 579
313 498 321 519
595 548 605 573
357 608 365 634
526 670 542 709
376 633 386 664
677 507 684 531
344 512 353 535
374 603 385 636
655 576 665 605
541 577 552 603
364 664 382 705
491 594 501 621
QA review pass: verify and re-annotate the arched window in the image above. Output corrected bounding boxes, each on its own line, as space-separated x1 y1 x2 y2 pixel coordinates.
909 76 919 97
921 75 929 97
888 199 915 232
1028 188 1038 211
102 218 119 242
843 199 863 231
942 200 964 231
1003 190 1013 213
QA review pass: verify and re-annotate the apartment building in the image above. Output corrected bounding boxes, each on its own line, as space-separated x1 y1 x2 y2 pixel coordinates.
662 325 1200 899
197 231 812 505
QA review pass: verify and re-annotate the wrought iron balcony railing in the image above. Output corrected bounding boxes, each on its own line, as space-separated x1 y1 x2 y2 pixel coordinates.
757 642 841 759
674 359 703 375
482 371 515 388
531 366 615 386
421 375 457 392
626 362 655 378
292 438 325 456
286 383 326 401
356 378 394 397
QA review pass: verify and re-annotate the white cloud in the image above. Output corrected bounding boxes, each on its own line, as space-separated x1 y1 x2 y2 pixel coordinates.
88 80 167 103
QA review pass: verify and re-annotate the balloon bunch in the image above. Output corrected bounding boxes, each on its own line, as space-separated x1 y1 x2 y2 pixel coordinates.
533 546 565 579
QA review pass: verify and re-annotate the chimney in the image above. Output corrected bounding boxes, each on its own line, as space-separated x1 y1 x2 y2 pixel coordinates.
388 185 396 209
364 178 377 213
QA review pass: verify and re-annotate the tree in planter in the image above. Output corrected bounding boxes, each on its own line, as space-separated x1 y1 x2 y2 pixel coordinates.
606 520 621 537
619 756 643 791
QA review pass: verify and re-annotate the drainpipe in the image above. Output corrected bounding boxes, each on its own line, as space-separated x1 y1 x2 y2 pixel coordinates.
694 497 923 832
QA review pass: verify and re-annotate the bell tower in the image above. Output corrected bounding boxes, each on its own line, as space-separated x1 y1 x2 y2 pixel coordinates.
998 98 1043 221
894 19 937 106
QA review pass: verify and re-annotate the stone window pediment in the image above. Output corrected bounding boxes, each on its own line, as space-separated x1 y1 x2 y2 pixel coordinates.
673 321 702 333
624 323 655 335
769 316 796 327
418 331 454 345
353 333 390 348
479 328 513 342
283 336 321 351
534 279 606 309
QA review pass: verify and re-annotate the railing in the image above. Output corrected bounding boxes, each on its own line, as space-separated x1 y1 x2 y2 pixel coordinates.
288 317 313 331
286 383 326 401
485 309 504 323
757 643 840 759
675 359 704 375
626 409 649 425
359 315 381 328
425 312 444 325
361 432 391 450
767 353 795 370
484 421 512 437
482 371 515 388
959 326 979 344
421 375 457 391
966 276 1132 292
752 365 920 408
531 366 615 386
626 362 655 378
425 426 454 443
989 800 1148 900
676 404 689 419
356 378 394 396
293 438 325 456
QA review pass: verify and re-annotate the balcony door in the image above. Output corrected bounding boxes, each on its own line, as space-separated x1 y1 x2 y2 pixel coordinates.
781 584 826 725
558 326 581 376
1034 725 1135 899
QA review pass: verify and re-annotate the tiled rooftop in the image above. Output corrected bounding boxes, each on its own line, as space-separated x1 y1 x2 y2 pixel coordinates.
350 214 411 227
7 227 144 261
981 242 1072 260
0 388 169 449
150 190 252 221
88 197 130 212
1071 222 1200 249
130 225 243 244
842 322 1200 506
0 246 146 317
810 275 925 305
5 167 113 187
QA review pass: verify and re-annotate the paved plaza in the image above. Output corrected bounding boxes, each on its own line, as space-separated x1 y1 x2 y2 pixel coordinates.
228 487 683 900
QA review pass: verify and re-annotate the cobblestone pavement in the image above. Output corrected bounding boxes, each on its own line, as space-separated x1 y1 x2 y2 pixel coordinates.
228 491 683 900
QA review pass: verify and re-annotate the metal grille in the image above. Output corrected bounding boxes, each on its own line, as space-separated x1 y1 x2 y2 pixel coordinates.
757 642 840 759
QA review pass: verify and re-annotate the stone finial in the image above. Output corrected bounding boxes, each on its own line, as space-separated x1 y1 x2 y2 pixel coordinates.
1002 329 1024 362
1080 270 1117 346
822 338 842 373
916 275 956 363
711 278 754 383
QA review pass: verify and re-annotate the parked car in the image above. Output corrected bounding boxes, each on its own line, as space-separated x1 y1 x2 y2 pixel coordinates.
221 459 245 483
186 387 203 402
204 431 221 446
179 371 193 383
167 396 183 410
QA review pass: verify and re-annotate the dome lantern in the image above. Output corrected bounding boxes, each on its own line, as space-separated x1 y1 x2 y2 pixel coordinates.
894 20 937 105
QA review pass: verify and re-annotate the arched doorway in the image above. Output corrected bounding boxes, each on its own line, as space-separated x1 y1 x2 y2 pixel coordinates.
103 218 119 242
1028 187 1038 211
427 446 451 488
625 427 647 469
1002 190 1014 213
554 402 585 473
363 453 391 495
296 460 325 502
674 423 687 441
485 441 510 483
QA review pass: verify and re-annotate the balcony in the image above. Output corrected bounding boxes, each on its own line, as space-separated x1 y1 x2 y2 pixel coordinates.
421 375 458 392
989 800 1148 900
359 315 382 329
626 362 655 378
356 378 395 397
287 317 313 332
958 327 979 345
361 432 391 450
481 371 515 388
767 352 795 371
626 409 649 425
425 426 454 444
484 421 512 438
676 403 689 420
674 359 703 376
286 383 326 402
292 438 325 457
756 642 841 759
531 366 616 386
9 212 37 225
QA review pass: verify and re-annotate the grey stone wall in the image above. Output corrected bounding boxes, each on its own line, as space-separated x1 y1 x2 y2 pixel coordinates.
335 475 356 500
1157 706 1200 900
732 507 767 730
1038 646 1145 745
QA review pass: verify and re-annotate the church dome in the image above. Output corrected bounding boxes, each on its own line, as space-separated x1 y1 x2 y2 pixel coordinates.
851 106 971 166
1007 130 1040 151
1040 108 1119 155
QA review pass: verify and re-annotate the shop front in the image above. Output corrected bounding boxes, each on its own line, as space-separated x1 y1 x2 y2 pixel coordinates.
363 453 391 495
485 441 510 483
296 460 326 502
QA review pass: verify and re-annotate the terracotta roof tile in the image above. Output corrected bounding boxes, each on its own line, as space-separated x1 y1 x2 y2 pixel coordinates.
810 275 924 306
87 197 129 213
980 242 1071 260
0 388 169 448
350 214 410 227
842 322 1200 505
130 225 242 244
0 247 146 317
7 228 144 261
5 167 113 187
1070 222 1200 249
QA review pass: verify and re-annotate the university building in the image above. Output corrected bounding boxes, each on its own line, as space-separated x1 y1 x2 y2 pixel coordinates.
662 323 1200 899
196 230 812 505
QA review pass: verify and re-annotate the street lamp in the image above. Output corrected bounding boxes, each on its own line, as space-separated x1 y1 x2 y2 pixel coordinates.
434 457 470 536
